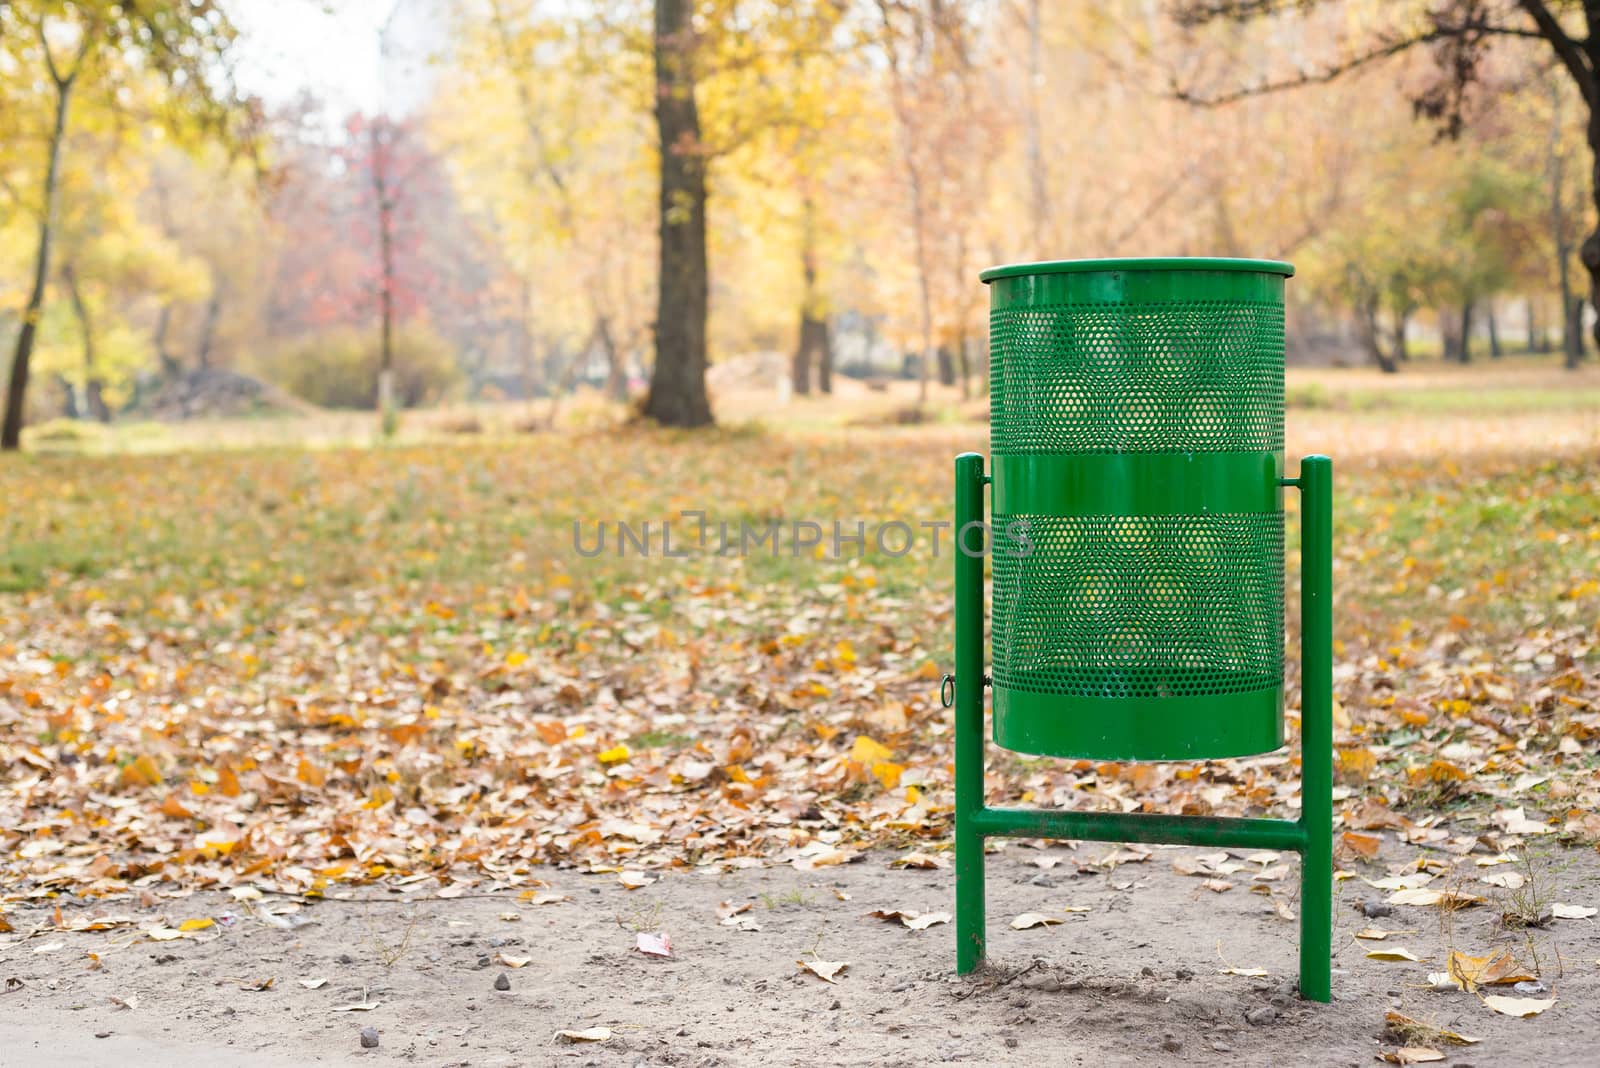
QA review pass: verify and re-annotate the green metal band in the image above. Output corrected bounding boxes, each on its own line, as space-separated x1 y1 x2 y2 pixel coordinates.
991 452 1283 516
992 683 1284 762
985 265 1287 309
970 807 1309 852
980 257 1295 284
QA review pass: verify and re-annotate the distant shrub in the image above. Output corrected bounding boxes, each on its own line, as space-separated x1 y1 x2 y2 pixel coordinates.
23 418 110 453
266 327 462 410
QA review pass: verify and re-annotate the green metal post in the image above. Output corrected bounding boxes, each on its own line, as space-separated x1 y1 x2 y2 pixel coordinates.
1297 455 1333 1002
954 452 986 973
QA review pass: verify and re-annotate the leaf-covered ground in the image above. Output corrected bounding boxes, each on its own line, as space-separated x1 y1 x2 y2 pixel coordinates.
0 388 1593 1061
1 398 1598 909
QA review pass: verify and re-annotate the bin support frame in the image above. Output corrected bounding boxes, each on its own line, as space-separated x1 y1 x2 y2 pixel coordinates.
952 451 1333 1002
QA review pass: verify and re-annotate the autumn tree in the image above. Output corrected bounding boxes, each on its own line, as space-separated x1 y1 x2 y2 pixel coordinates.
0 0 252 450
1173 0 1600 368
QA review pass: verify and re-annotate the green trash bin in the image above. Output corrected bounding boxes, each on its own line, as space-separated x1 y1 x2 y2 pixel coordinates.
981 257 1293 761
948 257 1334 1001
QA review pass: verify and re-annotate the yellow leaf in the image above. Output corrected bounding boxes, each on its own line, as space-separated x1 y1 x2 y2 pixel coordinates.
1010 912 1063 930
871 761 904 789
506 651 528 667
597 744 630 765
1378 1048 1444 1065
296 758 326 787
851 735 892 765
179 918 214 932
1366 947 1422 962
119 754 162 788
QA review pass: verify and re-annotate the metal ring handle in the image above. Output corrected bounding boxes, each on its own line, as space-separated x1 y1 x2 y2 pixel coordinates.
940 674 956 708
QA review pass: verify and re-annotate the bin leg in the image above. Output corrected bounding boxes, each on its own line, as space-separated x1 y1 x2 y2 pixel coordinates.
1297 456 1333 1002
954 453 986 973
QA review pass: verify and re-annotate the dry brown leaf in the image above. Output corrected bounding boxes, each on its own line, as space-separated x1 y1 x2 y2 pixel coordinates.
1009 912 1064 930
797 959 849 984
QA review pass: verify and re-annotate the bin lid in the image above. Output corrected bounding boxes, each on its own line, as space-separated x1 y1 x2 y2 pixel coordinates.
980 257 1295 283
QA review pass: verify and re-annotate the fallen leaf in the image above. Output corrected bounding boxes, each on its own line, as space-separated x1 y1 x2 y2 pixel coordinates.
331 1001 382 1012
1551 903 1596 919
108 993 140 1010
1366 947 1423 962
1219 965 1269 977
618 871 655 890
1383 1011 1480 1045
495 953 531 968
1340 831 1382 859
797 958 849 984
1378 1048 1444 1065
905 911 951 930
1480 871 1525 890
521 891 570 906
1445 950 1535 991
1481 995 1555 1017
555 1027 613 1043
178 918 214 932
1492 808 1555 836
298 978 328 989
890 852 947 870
1010 913 1064 930
1200 879 1234 893
1386 887 1483 909
635 932 672 958
1355 928 1400 940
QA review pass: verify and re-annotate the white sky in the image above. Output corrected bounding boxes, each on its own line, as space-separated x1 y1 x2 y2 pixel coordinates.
225 0 442 121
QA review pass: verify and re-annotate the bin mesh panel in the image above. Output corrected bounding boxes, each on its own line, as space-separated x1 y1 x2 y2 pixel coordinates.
990 301 1285 453
991 512 1284 699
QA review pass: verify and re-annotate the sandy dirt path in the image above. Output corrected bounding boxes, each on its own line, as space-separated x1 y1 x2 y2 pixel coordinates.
3 834 1598 1067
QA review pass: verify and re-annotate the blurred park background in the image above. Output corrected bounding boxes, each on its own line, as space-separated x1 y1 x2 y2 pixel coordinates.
4 0 1600 450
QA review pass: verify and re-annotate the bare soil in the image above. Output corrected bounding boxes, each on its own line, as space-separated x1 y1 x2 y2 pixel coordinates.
3 834 1598 1068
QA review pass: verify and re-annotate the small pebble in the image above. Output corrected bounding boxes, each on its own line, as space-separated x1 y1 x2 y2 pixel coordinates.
1175 967 1194 980
1212 1042 1232 1053
494 973 511 991
1359 900 1393 919
1513 980 1549 995
336 953 355 964
1004 1037 1019 1049
360 1027 379 1049
1244 1006 1276 1026
1160 1035 1182 1053
1020 972 1061 993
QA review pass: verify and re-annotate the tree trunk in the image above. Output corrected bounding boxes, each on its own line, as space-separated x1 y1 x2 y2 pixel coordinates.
63 264 109 422
936 345 955 386
791 190 828 398
1581 93 1600 364
1458 301 1474 363
642 0 713 427
596 312 627 402
196 288 222 371
2 62 76 451
816 317 833 394
1391 307 1410 366
1358 297 1397 374
371 121 398 433
1024 0 1047 247
1566 295 1586 367
1486 302 1501 358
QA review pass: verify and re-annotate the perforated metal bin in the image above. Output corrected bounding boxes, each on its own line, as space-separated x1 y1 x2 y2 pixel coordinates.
979 257 1295 760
